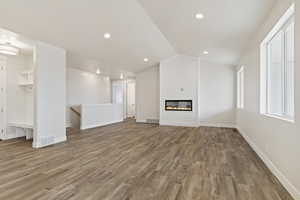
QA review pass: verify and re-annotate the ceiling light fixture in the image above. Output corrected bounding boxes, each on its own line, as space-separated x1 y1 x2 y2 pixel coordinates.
203 51 209 55
0 43 19 56
120 73 124 80
96 68 101 74
195 13 204 19
104 33 111 39
144 58 149 62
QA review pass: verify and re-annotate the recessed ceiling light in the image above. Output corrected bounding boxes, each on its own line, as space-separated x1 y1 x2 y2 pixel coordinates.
144 58 149 62
195 13 204 19
120 73 124 80
104 33 111 39
203 51 209 55
96 68 101 74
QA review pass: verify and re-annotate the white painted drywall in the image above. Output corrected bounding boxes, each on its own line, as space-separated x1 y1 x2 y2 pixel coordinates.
80 104 123 130
67 68 111 105
33 41 66 148
66 67 111 127
136 66 160 122
136 58 236 127
160 55 200 127
199 61 236 127
236 1 300 198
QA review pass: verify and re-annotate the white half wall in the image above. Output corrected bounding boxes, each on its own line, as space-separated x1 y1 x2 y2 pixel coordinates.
33 41 66 148
136 66 160 123
66 68 111 127
199 61 236 127
80 104 123 130
237 0 300 199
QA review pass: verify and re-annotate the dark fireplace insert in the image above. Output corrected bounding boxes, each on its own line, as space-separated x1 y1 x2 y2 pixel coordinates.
165 100 192 111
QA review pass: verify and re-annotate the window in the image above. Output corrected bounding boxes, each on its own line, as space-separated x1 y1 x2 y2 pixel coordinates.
237 66 244 109
260 4 295 121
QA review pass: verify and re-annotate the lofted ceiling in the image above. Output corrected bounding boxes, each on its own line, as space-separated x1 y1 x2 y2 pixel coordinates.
0 0 276 76
138 0 277 65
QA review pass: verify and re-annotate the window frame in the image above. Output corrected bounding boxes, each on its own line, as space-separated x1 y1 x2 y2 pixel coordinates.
260 4 295 122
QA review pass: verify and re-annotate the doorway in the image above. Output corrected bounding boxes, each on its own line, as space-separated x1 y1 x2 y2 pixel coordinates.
126 80 135 118
112 79 136 120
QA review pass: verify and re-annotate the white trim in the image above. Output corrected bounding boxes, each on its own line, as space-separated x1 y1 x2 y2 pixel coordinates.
0 56 7 140
136 119 147 123
261 4 295 45
260 4 295 120
198 122 236 128
159 120 199 127
80 119 123 130
237 126 300 200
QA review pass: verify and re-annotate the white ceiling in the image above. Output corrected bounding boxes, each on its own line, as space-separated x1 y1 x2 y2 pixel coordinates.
0 0 276 75
138 0 277 65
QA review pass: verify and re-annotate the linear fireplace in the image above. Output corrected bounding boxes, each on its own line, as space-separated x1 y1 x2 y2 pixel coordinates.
165 100 192 111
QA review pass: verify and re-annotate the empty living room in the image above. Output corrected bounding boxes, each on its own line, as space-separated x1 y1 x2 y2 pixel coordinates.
0 0 299 199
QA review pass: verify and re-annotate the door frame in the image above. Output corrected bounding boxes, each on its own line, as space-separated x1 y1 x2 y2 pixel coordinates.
0 56 7 140
126 79 136 118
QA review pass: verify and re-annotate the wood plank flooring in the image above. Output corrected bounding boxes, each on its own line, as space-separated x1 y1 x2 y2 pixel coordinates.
0 120 294 200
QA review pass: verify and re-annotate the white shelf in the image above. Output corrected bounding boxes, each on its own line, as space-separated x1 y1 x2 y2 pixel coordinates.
18 70 34 89
8 122 33 129
19 82 34 87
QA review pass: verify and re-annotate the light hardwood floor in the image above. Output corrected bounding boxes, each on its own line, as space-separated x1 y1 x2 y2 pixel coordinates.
0 120 294 200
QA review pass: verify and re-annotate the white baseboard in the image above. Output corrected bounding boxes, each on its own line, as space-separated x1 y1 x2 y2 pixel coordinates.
237 127 300 200
159 120 199 127
136 119 147 123
159 120 236 128
81 119 123 130
198 121 236 128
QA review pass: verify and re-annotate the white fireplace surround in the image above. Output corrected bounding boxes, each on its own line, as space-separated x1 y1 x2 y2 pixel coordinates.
159 54 236 128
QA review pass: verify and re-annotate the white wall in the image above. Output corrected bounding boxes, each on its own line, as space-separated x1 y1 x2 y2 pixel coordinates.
136 58 236 127
33 41 66 148
67 68 111 105
66 68 111 127
199 61 236 127
160 55 200 127
80 104 123 130
136 66 160 122
237 0 300 199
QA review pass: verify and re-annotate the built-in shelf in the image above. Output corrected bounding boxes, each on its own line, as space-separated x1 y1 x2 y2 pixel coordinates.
18 70 34 89
19 82 34 87
8 122 33 129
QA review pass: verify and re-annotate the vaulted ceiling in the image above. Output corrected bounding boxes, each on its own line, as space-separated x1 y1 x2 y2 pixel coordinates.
0 0 276 76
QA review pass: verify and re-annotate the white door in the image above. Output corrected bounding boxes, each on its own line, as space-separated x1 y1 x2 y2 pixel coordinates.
127 81 135 118
112 80 127 119
112 82 124 104
0 57 6 140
